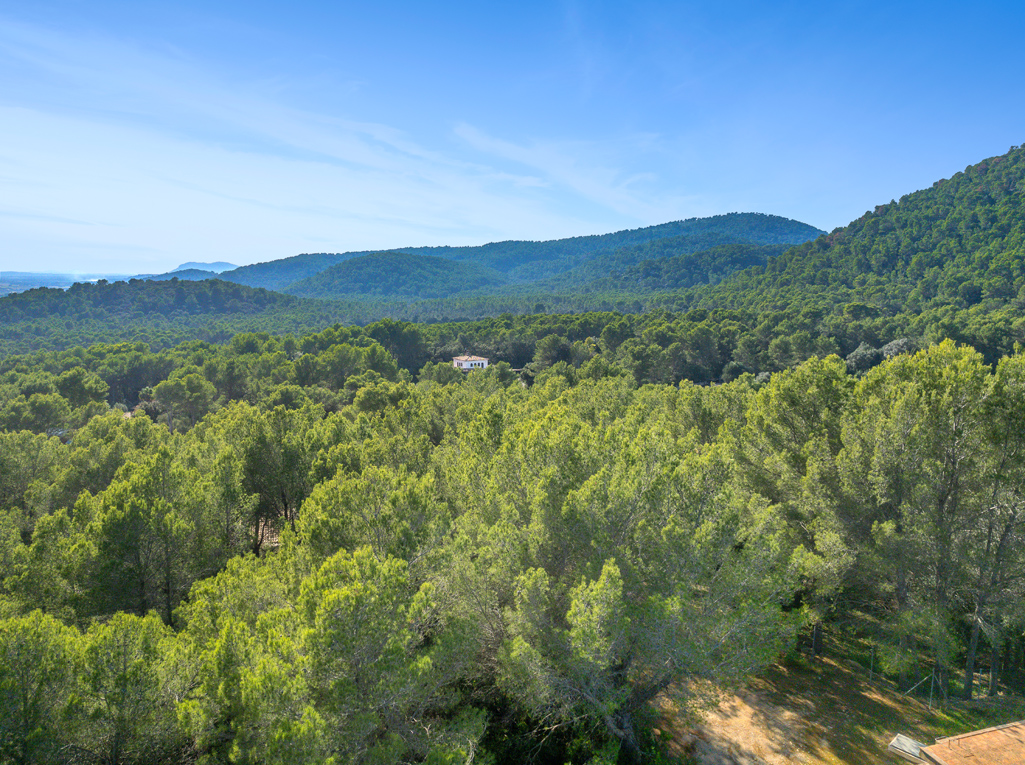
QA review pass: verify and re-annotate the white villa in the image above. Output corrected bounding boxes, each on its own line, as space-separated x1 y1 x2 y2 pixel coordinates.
453 355 489 371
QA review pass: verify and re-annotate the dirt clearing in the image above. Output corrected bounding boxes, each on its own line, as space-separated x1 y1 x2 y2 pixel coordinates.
655 650 1024 765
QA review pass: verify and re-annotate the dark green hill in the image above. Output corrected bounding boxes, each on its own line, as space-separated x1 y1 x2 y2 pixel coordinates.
374 146 1025 369
0 278 355 355
501 240 791 295
286 251 509 300
604 143 1025 365
217 213 823 292
684 145 1025 315
397 212 823 281
221 251 375 291
584 242 789 292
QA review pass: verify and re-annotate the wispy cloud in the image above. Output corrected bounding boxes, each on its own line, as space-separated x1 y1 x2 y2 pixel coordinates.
0 16 659 272
453 122 706 222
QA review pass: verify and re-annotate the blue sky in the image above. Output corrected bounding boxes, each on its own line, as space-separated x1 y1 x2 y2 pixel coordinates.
1 1 1023 274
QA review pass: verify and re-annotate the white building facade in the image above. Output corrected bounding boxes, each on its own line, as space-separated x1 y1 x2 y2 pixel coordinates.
453 355 489 371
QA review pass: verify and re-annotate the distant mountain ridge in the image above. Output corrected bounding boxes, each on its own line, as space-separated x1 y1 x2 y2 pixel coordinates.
145 269 221 282
394 213 822 281
5 213 823 305
173 261 236 273
221 251 377 292
216 212 824 300
0 271 130 295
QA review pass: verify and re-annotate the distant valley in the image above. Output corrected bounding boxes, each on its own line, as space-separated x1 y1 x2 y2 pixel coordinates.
0 261 238 296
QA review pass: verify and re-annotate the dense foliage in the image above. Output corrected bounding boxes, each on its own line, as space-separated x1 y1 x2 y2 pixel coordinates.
2 330 1025 764
527 241 791 294
0 279 299 326
6 145 1025 363
392 212 821 283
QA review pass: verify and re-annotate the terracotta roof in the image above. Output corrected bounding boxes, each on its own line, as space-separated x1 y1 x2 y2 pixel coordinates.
920 720 1025 765
453 355 488 362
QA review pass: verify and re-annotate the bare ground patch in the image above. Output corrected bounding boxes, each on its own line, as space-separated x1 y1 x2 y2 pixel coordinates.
655 650 1025 765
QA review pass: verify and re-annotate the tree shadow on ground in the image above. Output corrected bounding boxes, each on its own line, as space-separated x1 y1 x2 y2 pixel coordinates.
657 645 1024 765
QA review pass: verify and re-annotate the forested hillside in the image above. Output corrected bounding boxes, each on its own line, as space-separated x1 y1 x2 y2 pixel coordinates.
221 251 376 292
509 241 792 294
0 278 365 356
4 147 1025 376
287 251 510 300
0 215 827 357
392 212 822 282
211 212 822 293
733 148 1025 307
0 213 821 343
664 145 1025 356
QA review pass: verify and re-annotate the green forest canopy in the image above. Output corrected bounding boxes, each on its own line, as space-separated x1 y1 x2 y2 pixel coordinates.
3 323 1025 763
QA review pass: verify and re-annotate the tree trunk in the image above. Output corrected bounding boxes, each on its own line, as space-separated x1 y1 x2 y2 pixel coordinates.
163 580 174 629
135 547 148 617
898 631 909 691
606 673 669 765
1001 639 1012 690
252 516 263 556
989 640 1000 696
613 710 643 765
811 621 823 657
897 568 910 691
964 609 981 700
281 489 295 534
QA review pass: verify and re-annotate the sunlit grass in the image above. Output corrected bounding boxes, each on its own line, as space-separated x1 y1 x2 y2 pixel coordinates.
655 624 1024 765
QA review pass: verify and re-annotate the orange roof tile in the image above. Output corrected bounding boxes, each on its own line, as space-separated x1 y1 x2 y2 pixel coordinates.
920 720 1025 765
